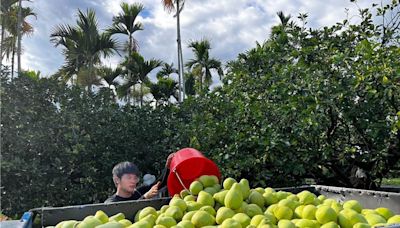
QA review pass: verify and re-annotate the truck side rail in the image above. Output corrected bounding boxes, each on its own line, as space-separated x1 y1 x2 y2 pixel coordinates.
29 197 171 227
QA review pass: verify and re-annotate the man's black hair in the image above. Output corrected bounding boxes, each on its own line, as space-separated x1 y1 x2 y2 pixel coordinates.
112 161 140 178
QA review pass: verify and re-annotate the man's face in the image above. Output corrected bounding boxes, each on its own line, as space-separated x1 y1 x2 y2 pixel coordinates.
118 173 140 193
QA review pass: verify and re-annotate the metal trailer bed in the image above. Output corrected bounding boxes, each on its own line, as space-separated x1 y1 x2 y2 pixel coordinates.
2 185 399 228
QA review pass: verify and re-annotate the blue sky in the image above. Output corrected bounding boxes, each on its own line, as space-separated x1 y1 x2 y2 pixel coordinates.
8 0 379 82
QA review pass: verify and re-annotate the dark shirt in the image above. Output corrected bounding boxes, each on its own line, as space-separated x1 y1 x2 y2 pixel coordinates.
105 167 169 203
105 185 150 203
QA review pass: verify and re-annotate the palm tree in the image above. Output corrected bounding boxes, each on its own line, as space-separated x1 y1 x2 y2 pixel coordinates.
185 39 223 93
119 52 162 106
161 0 185 102
150 77 178 107
270 11 292 43
153 63 179 104
1 1 36 79
98 66 123 88
50 9 119 91
156 62 178 79
17 0 22 74
107 2 143 86
107 2 143 54
1 0 19 65
96 66 123 101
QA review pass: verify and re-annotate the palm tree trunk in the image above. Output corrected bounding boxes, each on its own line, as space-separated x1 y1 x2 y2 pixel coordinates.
176 0 183 102
17 0 23 74
73 58 79 85
128 33 132 86
176 0 182 102
133 85 136 106
88 57 93 93
11 46 15 80
200 72 203 92
178 35 185 100
127 87 131 105
129 33 133 54
140 82 143 107
0 20 5 65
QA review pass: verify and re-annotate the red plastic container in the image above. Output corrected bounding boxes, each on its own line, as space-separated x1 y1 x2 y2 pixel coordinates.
167 148 221 196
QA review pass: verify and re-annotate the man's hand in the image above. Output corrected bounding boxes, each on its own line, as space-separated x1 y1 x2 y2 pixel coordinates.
0 214 9 221
165 153 175 168
144 181 161 199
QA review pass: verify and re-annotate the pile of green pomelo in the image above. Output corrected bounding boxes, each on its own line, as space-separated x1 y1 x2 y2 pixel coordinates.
50 175 400 228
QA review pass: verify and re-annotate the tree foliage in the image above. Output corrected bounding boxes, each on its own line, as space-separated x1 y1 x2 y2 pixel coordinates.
0 72 188 217
183 2 400 188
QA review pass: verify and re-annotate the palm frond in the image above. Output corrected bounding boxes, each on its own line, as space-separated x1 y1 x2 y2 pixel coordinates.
157 62 178 79
116 81 134 100
106 24 127 35
98 33 119 58
99 66 123 86
185 59 200 70
277 11 291 27
108 2 144 54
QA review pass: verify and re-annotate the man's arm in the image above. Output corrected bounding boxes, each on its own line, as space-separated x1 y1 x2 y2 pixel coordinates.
136 182 160 199
139 153 174 199
158 153 174 188
136 185 152 199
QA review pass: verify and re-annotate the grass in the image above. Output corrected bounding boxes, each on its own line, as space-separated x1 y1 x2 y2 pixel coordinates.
382 178 400 186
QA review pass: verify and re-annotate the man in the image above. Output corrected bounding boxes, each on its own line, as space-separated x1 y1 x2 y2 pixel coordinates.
105 154 174 203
